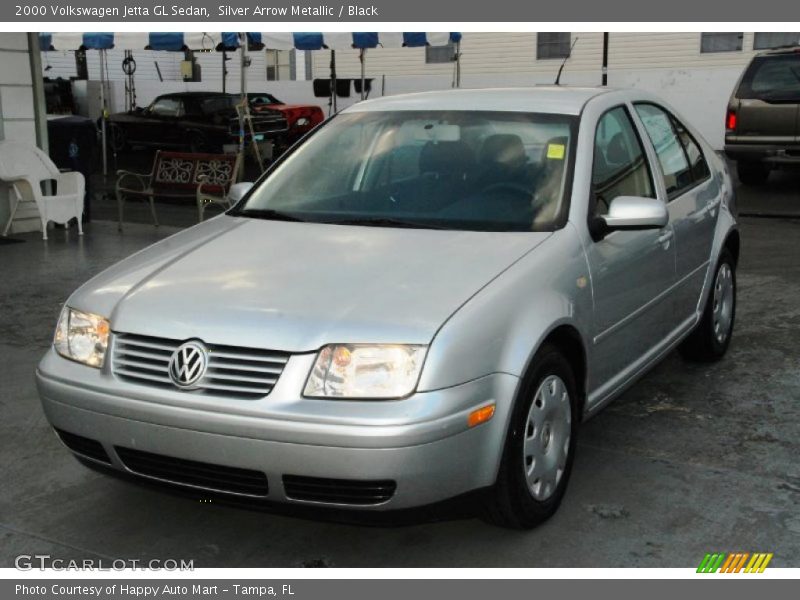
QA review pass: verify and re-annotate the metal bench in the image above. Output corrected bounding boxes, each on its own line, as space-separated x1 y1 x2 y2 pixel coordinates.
116 150 240 230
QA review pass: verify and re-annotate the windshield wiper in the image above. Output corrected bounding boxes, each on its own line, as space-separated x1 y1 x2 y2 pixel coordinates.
327 217 447 230
235 208 307 222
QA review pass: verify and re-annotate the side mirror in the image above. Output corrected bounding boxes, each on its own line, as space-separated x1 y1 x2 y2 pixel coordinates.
602 196 668 230
228 182 254 204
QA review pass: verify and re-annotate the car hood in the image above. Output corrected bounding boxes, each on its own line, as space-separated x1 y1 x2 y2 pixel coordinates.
69 216 550 352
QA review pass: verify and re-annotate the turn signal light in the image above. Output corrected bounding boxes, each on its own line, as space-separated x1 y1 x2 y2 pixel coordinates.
726 110 737 132
468 404 496 428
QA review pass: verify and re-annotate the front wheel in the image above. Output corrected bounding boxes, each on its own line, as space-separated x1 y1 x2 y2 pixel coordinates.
483 344 579 529
679 249 736 362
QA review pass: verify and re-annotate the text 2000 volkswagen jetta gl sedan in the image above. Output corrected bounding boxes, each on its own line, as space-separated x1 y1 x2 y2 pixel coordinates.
37 88 738 528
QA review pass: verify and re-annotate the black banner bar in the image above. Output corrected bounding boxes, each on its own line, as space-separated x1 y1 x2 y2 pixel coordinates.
3 0 800 22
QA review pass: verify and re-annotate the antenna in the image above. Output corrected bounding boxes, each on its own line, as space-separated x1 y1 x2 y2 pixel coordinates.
554 37 579 86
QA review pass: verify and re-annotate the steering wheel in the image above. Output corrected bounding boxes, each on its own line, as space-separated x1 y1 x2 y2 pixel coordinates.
481 181 534 200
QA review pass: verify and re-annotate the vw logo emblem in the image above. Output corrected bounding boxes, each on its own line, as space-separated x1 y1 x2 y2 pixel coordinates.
168 341 208 388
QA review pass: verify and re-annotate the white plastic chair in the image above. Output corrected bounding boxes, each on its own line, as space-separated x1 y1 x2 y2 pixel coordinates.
0 140 84 240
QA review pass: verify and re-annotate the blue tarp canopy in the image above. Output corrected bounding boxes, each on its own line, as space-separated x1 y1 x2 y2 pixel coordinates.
39 32 462 51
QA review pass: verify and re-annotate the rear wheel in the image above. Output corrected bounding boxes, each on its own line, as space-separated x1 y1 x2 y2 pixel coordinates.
737 160 769 185
679 249 736 362
483 344 579 529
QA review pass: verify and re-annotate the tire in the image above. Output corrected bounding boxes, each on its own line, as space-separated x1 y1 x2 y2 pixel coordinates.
737 161 769 186
107 123 128 153
483 344 579 529
679 249 736 362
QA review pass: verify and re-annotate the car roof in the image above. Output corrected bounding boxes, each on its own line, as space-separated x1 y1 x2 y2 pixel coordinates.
157 92 232 99
343 86 612 116
755 45 800 57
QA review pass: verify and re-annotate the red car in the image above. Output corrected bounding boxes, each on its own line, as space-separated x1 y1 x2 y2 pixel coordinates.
248 93 325 143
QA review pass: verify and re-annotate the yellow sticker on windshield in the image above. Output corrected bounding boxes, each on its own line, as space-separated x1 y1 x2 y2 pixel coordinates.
547 143 566 160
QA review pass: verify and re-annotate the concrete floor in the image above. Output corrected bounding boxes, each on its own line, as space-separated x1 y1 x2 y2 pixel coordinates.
1 204 799 567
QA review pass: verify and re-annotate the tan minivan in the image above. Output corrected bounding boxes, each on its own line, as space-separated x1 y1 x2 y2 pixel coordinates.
725 46 800 184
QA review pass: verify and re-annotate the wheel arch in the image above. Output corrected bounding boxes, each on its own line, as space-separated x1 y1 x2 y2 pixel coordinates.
522 323 588 419
723 228 741 266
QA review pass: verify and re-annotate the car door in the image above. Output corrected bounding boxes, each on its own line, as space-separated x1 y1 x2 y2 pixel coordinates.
633 103 718 321
141 97 184 146
584 106 677 388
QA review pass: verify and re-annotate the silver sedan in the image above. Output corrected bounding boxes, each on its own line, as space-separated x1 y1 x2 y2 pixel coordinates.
37 87 738 528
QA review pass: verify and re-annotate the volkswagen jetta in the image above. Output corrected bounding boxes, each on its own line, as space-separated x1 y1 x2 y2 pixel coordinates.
37 87 739 528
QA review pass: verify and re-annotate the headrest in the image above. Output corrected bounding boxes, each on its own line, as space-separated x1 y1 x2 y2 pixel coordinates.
418 141 474 177
479 134 526 169
606 132 629 164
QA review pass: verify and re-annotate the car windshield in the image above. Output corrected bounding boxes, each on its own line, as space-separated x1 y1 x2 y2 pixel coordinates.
234 110 576 232
250 93 282 105
739 54 800 102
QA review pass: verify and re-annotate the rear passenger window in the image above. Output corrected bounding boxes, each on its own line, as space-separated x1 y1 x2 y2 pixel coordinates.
591 106 655 217
634 103 710 199
738 54 800 101
673 117 710 183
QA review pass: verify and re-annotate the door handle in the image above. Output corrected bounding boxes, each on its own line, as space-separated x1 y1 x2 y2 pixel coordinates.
705 199 721 216
656 230 674 246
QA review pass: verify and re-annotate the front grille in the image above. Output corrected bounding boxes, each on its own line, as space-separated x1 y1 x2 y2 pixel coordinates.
112 333 289 399
55 428 111 464
283 475 397 506
228 113 288 137
115 446 269 497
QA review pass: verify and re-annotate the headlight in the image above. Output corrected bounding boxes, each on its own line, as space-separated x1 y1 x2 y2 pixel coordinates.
54 307 110 368
303 344 427 399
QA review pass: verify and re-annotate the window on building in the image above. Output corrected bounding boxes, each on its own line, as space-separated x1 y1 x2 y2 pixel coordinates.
753 33 800 50
700 33 743 53
537 33 571 60
266 49 292 81
425 42 456 64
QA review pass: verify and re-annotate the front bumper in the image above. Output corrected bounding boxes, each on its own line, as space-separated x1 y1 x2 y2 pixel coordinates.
36 349 518 510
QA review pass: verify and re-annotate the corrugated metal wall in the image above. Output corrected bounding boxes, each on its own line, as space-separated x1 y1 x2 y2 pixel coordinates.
312 33 604 78
309 32 763 79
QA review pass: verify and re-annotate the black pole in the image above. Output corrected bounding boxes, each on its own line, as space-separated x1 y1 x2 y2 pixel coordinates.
222 50 227 93
330 50 337 114
602 32 609 86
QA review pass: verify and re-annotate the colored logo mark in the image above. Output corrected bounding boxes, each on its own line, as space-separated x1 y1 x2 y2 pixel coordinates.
697 552 773 573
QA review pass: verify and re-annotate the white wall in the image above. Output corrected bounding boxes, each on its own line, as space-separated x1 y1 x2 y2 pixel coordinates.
1 32 41 234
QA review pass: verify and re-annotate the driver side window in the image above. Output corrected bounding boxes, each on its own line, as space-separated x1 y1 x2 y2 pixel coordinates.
591 107 655 218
